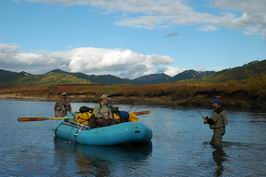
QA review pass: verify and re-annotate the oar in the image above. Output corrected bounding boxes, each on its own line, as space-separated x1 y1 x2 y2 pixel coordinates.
128 111 151 122
132 110 151 116
17 111 151 122
17 117 72 122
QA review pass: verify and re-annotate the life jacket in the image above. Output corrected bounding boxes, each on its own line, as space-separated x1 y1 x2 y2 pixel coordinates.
97 103 113 119
75 107 94 126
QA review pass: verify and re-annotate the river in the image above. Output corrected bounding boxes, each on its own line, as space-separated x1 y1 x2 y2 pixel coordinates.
0 100 266 177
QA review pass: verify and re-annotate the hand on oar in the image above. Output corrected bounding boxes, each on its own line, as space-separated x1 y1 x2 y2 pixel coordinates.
128 111 151 122
17 117 72 122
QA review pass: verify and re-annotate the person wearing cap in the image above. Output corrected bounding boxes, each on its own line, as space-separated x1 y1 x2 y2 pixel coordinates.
54 92 72 117
91 94 117 127
203 97 228 147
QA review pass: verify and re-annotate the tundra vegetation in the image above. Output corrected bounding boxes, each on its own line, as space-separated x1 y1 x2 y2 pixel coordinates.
0 73 265 110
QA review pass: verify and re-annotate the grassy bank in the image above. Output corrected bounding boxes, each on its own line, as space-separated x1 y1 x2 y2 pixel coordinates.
0 82 265 110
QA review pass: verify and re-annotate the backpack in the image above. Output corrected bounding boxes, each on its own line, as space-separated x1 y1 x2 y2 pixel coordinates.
79 106 93 113
113 111 130 123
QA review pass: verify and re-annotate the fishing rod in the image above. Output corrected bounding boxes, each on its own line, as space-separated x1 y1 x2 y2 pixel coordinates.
196 110 206 119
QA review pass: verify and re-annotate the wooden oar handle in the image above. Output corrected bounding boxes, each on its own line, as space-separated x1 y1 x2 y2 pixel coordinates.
17 117 48 122
17 111 150 122
132 111 151 115
17 117 67 122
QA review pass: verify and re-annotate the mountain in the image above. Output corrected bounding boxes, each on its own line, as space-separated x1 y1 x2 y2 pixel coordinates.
73 73 131 84
0 69 20 85
46 69 70 75
202 60 266 82
0 69 130 85
0 69 35 85
172 70 215 81
132 73 172 84
0 69 90 85
0 59 265 85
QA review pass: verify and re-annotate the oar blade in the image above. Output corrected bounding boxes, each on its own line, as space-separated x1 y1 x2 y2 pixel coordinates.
133 110 151 115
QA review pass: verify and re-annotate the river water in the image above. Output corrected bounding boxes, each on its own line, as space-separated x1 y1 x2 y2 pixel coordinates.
0 100 266 177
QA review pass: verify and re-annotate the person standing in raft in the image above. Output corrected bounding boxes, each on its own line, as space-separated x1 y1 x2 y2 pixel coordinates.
91 94 117 128
203 97 228 147
54 92 72 117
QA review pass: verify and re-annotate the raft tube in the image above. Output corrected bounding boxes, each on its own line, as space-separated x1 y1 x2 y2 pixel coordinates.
55 121 153 145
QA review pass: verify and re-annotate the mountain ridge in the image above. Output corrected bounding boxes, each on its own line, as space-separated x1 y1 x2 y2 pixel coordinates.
0 59 265 85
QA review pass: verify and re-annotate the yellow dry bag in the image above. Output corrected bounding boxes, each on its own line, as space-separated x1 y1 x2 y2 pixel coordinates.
75 112 93 126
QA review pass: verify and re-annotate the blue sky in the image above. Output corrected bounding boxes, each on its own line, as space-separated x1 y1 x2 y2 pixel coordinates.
0 0 266 78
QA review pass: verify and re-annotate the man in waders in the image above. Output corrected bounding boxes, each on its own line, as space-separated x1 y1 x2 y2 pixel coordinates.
203 98 228 147
54 92 72 117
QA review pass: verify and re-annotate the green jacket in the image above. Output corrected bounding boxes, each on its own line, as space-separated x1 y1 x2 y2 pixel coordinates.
54 98 71 117
207 107 228 129
93 103 113 119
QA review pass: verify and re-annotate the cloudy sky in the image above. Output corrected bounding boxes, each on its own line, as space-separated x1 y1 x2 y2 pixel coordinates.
0 0 266 78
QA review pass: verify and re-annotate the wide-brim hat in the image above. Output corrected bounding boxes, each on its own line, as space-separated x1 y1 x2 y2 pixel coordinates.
61 92 68 96
100 94 111 100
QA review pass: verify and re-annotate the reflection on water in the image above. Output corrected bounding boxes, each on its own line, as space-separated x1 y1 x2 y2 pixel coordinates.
1 100 266 176
212 147 226 177
54 137 152 177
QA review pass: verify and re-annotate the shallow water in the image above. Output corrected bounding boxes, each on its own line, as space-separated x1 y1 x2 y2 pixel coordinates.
0 100 266 177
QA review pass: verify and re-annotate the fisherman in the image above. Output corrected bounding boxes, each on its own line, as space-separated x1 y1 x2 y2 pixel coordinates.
203 97 228 147
54 92 72 117
91 94 117 128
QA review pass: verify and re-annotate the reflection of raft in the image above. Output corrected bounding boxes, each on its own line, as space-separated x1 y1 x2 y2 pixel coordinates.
55 121 153 145
54 137 152 162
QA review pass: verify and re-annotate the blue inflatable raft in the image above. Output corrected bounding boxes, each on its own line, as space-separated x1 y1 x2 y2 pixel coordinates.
55 121 153 145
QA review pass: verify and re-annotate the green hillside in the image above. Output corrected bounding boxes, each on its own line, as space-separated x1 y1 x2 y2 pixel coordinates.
0 70 91 85
35 70 91 85
203 60 266 82
73 73 131 84
0 69 20 84
39 72 90 85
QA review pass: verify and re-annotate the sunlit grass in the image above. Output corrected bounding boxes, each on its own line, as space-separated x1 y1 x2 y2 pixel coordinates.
0 75 265 109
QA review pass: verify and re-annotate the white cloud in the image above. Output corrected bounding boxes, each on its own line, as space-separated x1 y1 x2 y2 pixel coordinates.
23 0 266 37
198 25 218 32
0 43 177 79
213 0 266 37
164 66 184 76
0 44 19 52
66 47 173 78
0 44 69 73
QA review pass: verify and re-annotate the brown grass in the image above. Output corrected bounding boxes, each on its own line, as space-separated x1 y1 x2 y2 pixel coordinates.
0 81 265 110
